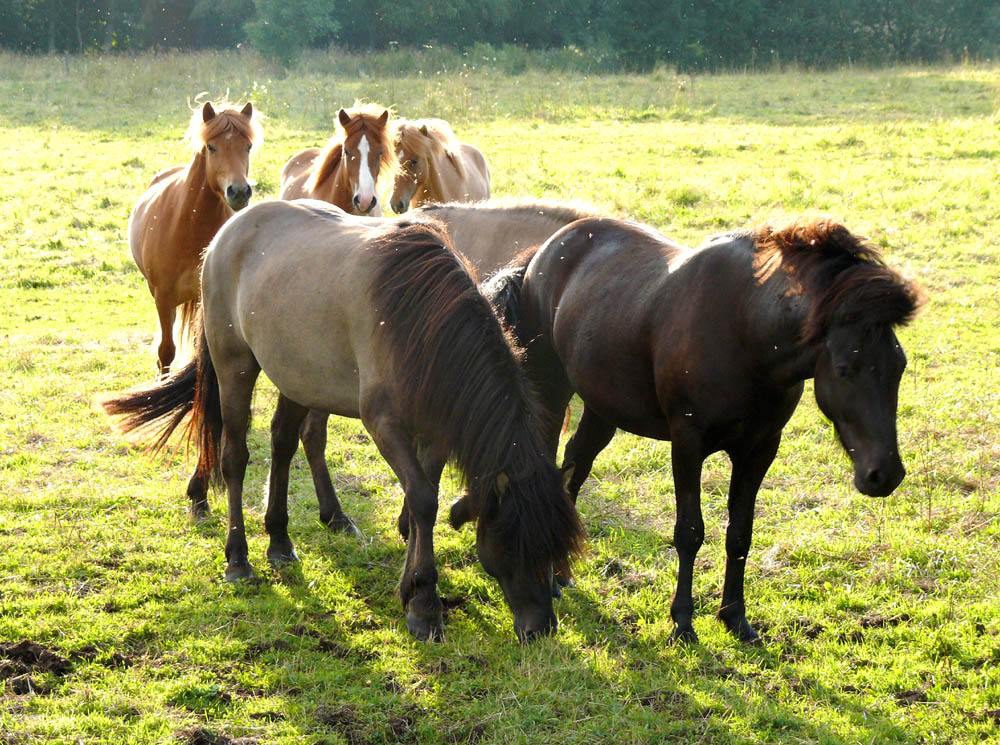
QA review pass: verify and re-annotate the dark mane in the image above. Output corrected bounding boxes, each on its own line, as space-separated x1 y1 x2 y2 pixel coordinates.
370 223 583 577
753 217 925 343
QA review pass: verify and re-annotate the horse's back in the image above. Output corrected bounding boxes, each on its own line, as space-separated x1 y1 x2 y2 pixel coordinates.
127 164 191 280
279 148 321 199
458 143 490 200
201 200 389 414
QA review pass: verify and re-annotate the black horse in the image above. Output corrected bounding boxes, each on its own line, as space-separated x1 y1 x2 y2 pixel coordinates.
463 215 923 644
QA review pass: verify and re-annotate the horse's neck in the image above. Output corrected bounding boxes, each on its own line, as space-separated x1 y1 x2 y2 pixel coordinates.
421 157 452 203
749 272 818 386
182 152 230 215
317 156 351 211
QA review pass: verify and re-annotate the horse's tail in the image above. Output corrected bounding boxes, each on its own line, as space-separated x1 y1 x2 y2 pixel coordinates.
100 311 223 487
480 248 538 343
174 296 201 365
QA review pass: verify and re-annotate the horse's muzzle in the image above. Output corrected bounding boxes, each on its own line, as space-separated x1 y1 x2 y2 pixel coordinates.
353 194 378 214
226 183 252 211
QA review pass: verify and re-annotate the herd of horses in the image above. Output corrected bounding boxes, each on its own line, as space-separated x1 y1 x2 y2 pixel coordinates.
102 100 924 644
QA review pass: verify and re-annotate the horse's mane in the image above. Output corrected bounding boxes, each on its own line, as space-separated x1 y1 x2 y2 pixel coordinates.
420 196 601 225
185 102 262 152
370 222 583 578
395 118 466 178
752 216 924 343
307 103 398 192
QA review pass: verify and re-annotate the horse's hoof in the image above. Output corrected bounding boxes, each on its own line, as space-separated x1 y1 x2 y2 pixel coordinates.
551 581 562 599
720 614 762 645
325 516 361 537
225 561 255 583
406 609 445 642
448 496 473 530
189 501 210 520
670 625 699 645
267 545 299 567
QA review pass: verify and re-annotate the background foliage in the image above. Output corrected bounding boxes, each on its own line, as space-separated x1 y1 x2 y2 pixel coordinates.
1 0 999 69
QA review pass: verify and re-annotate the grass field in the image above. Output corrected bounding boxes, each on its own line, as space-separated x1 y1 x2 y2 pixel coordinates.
1 50 999 745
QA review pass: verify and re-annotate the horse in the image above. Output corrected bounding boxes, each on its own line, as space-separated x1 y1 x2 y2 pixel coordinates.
280 104 396 215
284 199 600 541
389 119 490 213
128 100 261 374
101 200 584 642
470 215 924 644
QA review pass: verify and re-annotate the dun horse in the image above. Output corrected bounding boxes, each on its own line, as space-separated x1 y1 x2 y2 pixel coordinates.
280 104 395 215
389 119 490 213
474 216 923 644
128 101 261 374
287 199 599 538
102 200 584 642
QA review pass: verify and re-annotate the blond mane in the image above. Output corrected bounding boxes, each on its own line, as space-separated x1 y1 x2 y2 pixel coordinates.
395 118 466 178
307 102 398 192
184 101 262 153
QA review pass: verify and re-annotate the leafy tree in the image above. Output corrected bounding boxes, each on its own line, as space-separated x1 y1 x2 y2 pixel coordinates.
245 0 338 63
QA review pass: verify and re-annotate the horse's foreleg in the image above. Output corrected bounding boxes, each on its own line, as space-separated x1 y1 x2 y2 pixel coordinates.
299 409 359 535
153 294 177 375
669 429 705 643
718 434 781 645
361 391 445 641
265 395 310 567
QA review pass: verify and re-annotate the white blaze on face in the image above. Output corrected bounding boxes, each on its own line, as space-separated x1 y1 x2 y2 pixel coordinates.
355 135 375 210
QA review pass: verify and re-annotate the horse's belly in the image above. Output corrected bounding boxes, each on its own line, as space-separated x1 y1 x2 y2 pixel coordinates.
257 350 362 418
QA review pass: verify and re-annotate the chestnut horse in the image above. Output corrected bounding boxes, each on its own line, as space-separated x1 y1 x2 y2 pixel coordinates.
280 104 396 215
129 101 261 374
101 200 584 642
389 119 490 213
476 216 923 644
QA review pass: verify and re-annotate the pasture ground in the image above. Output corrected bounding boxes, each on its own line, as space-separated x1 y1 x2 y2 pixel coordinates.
1 51 999 744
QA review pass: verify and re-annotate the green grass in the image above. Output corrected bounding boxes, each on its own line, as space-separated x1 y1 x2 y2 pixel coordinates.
1 51 999 745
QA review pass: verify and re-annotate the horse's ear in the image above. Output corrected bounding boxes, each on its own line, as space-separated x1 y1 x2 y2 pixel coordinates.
338 108 351 128
241 101 253 118
378 109 390 127
202 101 216 122
560 463 575 491
419 123 429 136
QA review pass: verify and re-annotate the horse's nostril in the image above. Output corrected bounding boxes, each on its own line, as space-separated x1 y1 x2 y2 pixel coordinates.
866 468 882 488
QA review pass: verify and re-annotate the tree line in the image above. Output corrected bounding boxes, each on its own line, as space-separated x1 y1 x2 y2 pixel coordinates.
2 0 998 70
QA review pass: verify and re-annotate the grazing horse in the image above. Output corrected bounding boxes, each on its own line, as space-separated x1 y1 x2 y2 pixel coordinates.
129 101 261 374
101 200 584 642
389 119 490 213
473 215 923 644
289 199 600 537
280 104 395 215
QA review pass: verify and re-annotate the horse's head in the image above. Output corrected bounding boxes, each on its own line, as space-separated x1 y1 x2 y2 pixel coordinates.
814 323 909 497
338 107 393 215
390 123 430 213
194 101 259 212
455 467 583 642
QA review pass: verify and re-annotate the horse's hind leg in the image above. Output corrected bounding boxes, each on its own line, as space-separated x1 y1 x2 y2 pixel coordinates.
153 293 177 375
217 356 261 582
299 409 359 535
265 395 310 566
717 434 781 645
668 428 706 644
561 405 617 503
361 389 445 641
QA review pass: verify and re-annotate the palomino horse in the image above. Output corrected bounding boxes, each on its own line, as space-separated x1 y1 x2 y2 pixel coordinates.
474 216 923 644
101 200 584 642
129 101 261 374
280 104 395 215
389 119 490 213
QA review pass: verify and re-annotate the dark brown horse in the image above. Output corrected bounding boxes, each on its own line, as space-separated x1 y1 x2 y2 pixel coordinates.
101 200 583 642
473 215 923 644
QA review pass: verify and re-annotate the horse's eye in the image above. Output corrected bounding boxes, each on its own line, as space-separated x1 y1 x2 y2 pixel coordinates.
247 143 252 152
207 144 217 154
410 159 418 167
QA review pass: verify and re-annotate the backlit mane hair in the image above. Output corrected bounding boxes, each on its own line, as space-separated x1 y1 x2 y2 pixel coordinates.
307 102 398 192
753 216 924 344
184 102 262 153
395 118 466 178
419 196 602 225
